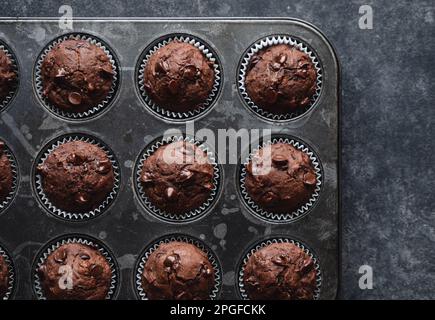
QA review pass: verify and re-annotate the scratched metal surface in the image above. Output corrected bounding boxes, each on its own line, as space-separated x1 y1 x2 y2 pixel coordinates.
0 18 339 299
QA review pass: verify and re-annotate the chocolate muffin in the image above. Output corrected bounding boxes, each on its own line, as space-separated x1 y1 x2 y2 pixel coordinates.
0 48 17 103
245 143 317 214
243 242 317 300
141 241 215 300
37 243 112 300
37 140 114 213
245 44 317 115
41 39 114 113
140 140 214 214
0 141 13 204
143 41 215 113
0 254 10 299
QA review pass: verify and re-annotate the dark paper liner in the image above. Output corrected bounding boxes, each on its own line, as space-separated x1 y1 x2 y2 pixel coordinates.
0 40 19 114
32 234 119 300
136 33 222 122
134 135 221 223
237 237 322 300
32 133 120 221
0 141 19 216
238 135 322 223
238 35 323 122
34 33 120 121
134 234 222 300
0 244 16 300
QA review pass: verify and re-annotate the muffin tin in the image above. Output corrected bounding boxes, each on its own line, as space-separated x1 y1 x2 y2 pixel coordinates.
0 18 339 299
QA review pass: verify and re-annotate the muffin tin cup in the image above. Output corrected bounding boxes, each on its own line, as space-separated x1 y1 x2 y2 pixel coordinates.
34 33 120 121
32 234 119 300
236 237 322 300
134 135 222 223
0 244 16 300
136 33 222 122
0 142 19 216
134 234 222 300
238 135 322 223
32 133 121 222
0 41 19 113
238 35 323 122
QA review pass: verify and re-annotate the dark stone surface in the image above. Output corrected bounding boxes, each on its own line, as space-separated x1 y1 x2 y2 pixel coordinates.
1 0 434 299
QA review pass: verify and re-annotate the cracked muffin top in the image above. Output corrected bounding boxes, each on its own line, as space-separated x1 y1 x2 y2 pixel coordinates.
37 140 115 213
41 39 114 113
245 142 317 214
141 241 215 300
245 44 317 115
37 243 112 300
142 41 215 113
140 140 214 214
243 242 317 300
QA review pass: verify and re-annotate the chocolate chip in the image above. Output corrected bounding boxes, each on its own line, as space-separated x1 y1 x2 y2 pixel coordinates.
80 254 90 260
99 65 113 77
203 182 214 191
168 79 179 94
54 249 67 264
75 193 90 204
183 65 197 80
154 60 166 74
300 258 314 273
165 187 177 200
143 82 152 92
141 172 154 184
249 55 260 70
67 153 85 165
87 82 95 92
68 92 82 105
202 267 212 276
36 164 46 174
272 155 288 167
55 68 66 78
96 159 111 174
263 191 277 203
271 62 281 71
303 172 317 186
178 169 194 183
90 264 103 277
163 255 176 267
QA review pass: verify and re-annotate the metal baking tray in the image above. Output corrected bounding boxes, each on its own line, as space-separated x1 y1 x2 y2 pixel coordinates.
0 18 339 300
